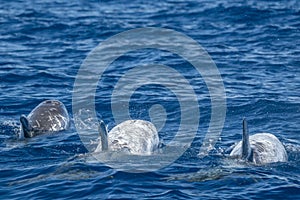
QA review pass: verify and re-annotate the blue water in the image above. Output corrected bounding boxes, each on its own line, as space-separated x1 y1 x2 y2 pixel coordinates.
1 0 300 199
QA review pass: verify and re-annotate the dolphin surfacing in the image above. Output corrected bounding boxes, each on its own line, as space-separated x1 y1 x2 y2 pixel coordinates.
230 118 288 165
20 100 70 138
95 119 159 155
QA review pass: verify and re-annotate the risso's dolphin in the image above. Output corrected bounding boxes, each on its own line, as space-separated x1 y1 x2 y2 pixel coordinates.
20 100 70 138
230 118 288 165
95 119 159 155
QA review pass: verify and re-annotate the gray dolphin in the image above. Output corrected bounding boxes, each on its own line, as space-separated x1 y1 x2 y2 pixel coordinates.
95 119 159 155
230 118 288 165
20 100 70 138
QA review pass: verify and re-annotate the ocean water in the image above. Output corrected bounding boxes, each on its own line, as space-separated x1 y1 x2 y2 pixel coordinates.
1 0 300 199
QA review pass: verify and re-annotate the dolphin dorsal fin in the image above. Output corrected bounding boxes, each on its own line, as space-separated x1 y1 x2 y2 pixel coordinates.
242 118 251 160
20 115 32 138
98 120 108 151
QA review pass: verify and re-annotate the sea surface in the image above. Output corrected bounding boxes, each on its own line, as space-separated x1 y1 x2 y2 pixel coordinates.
0 0 300 199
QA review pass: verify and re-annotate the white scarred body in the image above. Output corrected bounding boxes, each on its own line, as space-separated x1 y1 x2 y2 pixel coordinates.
95 120 159 155
230 133 288 165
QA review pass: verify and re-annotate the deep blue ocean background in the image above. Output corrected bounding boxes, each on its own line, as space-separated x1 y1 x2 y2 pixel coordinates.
1 0 299 199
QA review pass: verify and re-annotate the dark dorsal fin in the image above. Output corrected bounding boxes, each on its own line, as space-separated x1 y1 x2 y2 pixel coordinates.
20 115 32 138
98 120 108 151
242 118 251 160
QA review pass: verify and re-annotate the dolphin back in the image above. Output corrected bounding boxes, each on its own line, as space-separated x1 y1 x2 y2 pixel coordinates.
20 100 70 138
230 118 288 165
248 133 288 164
95 120 159 155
